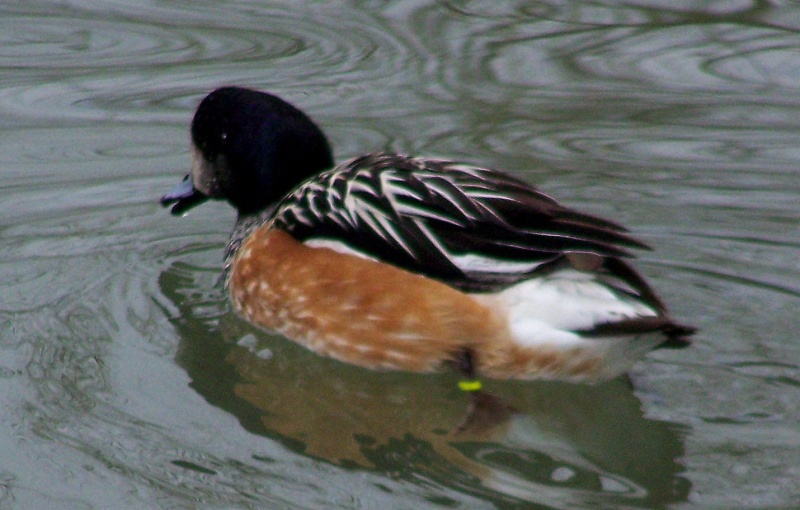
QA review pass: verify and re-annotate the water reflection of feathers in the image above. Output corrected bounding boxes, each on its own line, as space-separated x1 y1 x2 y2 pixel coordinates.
160 260 689 506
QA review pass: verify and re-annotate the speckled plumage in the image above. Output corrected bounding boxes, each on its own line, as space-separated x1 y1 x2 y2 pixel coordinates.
161 86 694 383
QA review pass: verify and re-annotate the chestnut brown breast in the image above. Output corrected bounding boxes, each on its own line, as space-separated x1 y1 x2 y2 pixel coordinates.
228 227 508 372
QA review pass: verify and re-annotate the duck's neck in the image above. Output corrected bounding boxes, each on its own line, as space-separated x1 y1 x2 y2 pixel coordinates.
222 207 278 288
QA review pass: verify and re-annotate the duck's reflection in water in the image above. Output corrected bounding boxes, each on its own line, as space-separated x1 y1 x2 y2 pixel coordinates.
161 260 690 507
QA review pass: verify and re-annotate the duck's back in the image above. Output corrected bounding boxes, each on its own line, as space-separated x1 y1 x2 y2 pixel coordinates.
225 153 692 381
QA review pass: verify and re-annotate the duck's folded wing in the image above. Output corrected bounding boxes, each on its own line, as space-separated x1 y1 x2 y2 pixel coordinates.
272 154 657 300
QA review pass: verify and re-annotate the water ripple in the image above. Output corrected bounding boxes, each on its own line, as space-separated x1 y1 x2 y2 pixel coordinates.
3 1 800 508
429 7 800 105
0 15 275 69
0 5 416 123
0 125 182 168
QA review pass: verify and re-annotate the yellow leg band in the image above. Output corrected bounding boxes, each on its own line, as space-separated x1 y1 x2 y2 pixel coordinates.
458 379 483 392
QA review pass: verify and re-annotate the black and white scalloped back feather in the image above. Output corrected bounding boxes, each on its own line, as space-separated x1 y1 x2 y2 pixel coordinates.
271 153 665 311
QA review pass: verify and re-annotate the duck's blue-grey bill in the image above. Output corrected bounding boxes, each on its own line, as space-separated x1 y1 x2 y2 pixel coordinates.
160 174 209 216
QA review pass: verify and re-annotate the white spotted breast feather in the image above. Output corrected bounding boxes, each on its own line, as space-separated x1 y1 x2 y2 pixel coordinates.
271 153 663 310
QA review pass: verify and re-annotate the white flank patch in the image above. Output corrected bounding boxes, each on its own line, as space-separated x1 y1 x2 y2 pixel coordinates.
303 238 377 261
489 268 658 346
451 253 545 274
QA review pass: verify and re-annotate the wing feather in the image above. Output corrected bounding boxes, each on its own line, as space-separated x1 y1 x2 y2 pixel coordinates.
272 153 655 293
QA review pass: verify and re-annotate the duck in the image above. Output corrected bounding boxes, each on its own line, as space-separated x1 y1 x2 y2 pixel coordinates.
161 86 694 395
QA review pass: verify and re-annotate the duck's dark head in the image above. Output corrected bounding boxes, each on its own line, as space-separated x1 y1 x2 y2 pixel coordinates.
161 87 334 216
